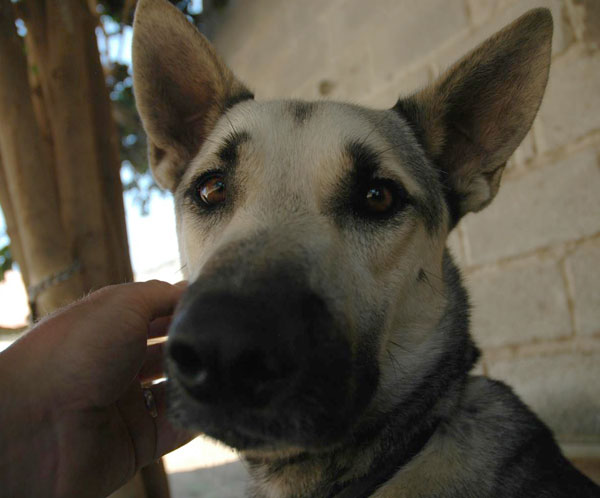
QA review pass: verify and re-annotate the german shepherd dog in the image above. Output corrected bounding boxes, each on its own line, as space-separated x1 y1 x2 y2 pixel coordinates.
132 1 600 496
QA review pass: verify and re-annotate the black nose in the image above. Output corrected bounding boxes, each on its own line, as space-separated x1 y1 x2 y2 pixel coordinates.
167 286 329 407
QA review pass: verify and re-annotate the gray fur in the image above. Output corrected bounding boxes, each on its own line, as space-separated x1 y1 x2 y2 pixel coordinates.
132 2 600 497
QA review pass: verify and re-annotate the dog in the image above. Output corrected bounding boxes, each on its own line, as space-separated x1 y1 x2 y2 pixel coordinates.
131 1 600 496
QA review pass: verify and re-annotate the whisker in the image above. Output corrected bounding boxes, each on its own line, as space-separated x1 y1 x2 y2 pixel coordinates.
422 269 444 282
419 269 448 299
386 348 406 377
388 339 412 354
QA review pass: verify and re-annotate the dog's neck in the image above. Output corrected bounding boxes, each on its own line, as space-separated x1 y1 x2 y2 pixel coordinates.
245 375 468 498
326 420 442 498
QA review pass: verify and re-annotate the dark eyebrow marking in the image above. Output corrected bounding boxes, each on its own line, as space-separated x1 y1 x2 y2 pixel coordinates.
223 90 255 112
347 140 381 179
290 101 315 124
217 130 251 167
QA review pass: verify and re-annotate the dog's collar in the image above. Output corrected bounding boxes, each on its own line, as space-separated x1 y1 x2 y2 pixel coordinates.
329 417 441 498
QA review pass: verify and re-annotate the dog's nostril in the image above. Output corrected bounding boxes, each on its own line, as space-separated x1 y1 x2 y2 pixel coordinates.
169 341 205 378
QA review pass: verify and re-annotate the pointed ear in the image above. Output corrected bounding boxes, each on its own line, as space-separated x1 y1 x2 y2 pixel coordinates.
132 0 252 191
394 8 552 223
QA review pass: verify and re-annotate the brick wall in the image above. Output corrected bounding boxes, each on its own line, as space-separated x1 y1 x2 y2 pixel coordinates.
206 0 600 447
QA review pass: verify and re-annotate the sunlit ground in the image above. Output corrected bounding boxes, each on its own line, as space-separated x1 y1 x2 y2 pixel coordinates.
164 436 248 498
165 436 239 473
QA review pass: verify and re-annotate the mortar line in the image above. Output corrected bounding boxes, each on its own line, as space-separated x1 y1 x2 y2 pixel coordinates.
463 231 600 275
558 255 578 338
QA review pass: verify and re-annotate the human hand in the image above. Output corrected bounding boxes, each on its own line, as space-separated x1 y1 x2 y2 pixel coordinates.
0 280 192 498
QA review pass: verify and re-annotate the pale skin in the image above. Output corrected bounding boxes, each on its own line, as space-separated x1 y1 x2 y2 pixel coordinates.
0 280 192 498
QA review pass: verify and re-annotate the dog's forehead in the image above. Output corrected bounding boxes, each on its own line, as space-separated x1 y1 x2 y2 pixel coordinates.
225 99 388 144
183 99 433 195
211 99 384 168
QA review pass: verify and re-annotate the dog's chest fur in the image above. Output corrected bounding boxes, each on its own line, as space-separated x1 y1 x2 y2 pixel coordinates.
250 376 598 498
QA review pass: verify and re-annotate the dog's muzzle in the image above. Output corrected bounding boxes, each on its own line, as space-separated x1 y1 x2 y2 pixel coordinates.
166 277 340 409
164 269 379 450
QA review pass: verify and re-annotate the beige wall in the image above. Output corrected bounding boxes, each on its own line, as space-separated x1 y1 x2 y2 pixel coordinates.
206 0 600 446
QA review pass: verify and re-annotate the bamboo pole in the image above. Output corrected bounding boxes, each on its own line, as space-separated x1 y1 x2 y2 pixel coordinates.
0 0 84 314
0 1 166 495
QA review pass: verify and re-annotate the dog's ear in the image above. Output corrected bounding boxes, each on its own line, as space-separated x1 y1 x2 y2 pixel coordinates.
132 0 252 191
394 8 552 223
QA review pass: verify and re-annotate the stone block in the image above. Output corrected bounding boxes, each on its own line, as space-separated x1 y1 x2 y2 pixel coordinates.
566 239 600 337
362 83 399 109
431 0 573 82
566 0 600 50
254 16 332 97
327 0 397 57
369 0 469 84
487 350 600 440
539 48 600 152
467 257 571 348
364 64 431 108
324 37 374 103
463 147 600 266
467 0 499 26
284 0 340 36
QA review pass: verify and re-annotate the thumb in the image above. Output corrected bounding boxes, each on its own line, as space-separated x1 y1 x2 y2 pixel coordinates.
116 381 194 473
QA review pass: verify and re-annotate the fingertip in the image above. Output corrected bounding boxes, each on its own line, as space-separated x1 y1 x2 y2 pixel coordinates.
147 315 173 339
133 280 185 319
144 279 184 293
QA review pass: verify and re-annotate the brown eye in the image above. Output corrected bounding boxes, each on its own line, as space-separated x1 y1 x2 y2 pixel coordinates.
198 175 226 206
364 183 394 213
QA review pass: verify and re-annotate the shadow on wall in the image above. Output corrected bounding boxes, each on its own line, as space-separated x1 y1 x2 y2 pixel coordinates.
169 461 249 498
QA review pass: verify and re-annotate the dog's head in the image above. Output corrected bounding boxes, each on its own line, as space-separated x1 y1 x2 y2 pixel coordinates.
132 0 552 455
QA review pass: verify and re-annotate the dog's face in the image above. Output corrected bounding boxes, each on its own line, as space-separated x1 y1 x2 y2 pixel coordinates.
167 101 449 450
132 0 552 454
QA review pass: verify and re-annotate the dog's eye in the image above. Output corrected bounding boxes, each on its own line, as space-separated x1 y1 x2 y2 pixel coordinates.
359 180 398 216
197 175 226 206
364 183 394 213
